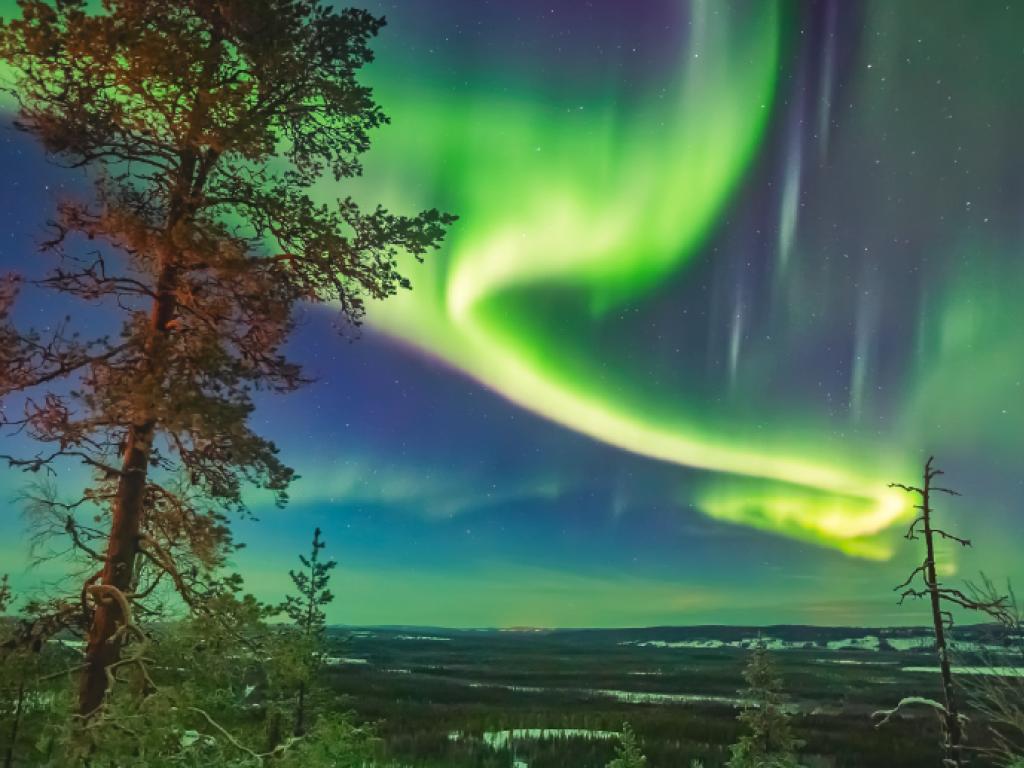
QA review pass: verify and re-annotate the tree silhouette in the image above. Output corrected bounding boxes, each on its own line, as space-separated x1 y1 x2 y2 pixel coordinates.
0 0 452 718
875 457 1008 767
728 640 801 768
281 527 336 738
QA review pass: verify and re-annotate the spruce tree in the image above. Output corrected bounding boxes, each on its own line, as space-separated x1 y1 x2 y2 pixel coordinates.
728 641 802 768
281 527 337 737
607 722 647 768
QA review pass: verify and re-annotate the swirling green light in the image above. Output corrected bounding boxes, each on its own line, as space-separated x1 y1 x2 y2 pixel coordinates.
354 0 912 558
0 0 913 558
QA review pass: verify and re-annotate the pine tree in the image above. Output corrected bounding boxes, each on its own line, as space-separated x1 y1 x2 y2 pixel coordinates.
607 722 647 768
281 527 337 737
0 0 452 718
728 641 802 768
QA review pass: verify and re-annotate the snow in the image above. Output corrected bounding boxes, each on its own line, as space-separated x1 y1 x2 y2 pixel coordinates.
323 656 369 666
902 666 1024 677
628 639 726 649
458 678 743 706
595 689 741 706
886 637 932 651
826 635 881 651
623 635 883 651
873 696 947 726
448 729 619 749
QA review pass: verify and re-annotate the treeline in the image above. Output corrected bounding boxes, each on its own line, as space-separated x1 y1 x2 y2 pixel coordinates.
349 648 948 768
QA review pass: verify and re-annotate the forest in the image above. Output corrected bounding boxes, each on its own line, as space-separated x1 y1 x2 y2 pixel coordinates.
1 1 1023 766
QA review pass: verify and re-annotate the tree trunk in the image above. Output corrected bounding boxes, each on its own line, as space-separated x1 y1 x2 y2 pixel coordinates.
77 262 178 716
922 470 964 767
75 14 216 716
77 421 155 715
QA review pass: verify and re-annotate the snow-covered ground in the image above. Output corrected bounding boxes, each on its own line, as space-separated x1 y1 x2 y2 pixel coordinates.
826 636 880 651
595 688 742 706
625 638 810 650
902 666 1024 677
619 633 1018 655
450 678 748 707
449 728 619 749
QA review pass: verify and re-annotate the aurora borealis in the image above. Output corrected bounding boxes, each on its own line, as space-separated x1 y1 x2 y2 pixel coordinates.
2 0 1023 626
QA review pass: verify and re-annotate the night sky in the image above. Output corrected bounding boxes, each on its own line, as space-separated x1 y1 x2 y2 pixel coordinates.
2 0 1023 627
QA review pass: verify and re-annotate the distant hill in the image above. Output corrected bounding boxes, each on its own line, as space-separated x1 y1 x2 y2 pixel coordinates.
328 623 1018 655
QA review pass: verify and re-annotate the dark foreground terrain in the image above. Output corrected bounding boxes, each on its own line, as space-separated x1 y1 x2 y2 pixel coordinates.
318 624 1019 768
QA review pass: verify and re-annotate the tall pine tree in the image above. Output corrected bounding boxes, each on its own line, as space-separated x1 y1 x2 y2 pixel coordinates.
0 0 452 718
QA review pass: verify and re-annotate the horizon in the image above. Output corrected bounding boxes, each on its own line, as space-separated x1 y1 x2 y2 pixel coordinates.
324 622 1002 632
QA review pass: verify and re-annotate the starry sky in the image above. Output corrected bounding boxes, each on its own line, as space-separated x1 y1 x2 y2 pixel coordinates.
1 0 1023 627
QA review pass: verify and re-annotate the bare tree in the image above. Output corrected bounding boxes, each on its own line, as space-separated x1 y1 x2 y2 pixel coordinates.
876 457 1008 767
0 0 453 719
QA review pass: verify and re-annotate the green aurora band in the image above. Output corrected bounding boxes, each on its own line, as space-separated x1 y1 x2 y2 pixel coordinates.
0 0 917 560
347 0 912 559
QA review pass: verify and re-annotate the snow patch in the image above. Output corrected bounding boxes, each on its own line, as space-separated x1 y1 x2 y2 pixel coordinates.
902 666 1024 678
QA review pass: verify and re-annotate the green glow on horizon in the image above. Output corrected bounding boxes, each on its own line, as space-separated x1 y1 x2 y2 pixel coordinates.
351 0 914 556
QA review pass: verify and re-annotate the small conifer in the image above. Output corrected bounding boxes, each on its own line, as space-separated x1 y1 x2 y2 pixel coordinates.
728 641 802 768
608 722 647 768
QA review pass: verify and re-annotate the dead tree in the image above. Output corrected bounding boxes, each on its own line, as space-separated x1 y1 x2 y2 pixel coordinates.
876 457 1008 767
